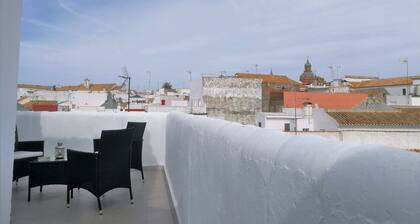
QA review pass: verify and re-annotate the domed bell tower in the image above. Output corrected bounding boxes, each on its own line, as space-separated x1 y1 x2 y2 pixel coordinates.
304 58 312 72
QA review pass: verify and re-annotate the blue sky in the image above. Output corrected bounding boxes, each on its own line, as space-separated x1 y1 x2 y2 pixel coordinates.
19 0 420 89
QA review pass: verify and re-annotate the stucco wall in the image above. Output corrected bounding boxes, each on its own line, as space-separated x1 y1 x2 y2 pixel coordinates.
165 112 420 224
387 95 409 105
296 131 341 140
0 1 21 223
312 109 339 131
298 130 420 149
265 118 291 131
384 85 407 96
16 112 167 166
341 130 420 149
297 129 420 149
410 96 420 106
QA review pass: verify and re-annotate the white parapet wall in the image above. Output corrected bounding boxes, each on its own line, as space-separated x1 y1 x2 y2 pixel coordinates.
16 112 167 166
296 130 420 150
165 112 420 224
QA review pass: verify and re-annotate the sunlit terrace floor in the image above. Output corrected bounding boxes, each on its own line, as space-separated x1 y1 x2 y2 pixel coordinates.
11 168 176 224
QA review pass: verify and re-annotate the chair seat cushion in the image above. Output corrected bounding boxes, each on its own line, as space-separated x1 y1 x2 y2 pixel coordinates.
14 151 43 160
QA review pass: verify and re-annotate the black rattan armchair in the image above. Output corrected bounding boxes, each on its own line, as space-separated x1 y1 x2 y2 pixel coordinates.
93 122 147 181
67 128 135 214
14 127 44 181
127 122 147 181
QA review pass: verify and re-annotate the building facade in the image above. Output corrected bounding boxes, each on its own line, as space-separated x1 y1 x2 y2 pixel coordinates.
202 76 262 125
256 105 339 132
350 76 420 106
235 73 302 112
283 91 368 109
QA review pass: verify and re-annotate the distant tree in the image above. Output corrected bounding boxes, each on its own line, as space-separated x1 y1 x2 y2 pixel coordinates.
162 82 173 90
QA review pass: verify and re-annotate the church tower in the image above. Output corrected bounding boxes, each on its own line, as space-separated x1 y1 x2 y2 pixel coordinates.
304 58 312 73
299 57 316 85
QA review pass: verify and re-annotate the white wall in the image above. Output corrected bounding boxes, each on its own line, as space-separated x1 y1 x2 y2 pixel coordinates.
387 95 409 105
165 112 420 224
410 96 420 106
341 130 420 149
258 109 333 132
296 131 341 140
297 129 420 150
0 1 21 223
296 117 313 131
357 85 409 105
312 109 339 131
384 85 407 96
16 112 167 166
266 119 290 131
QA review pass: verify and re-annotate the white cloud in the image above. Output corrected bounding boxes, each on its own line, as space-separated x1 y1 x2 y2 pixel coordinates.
20 0 420 88
57 0 84 18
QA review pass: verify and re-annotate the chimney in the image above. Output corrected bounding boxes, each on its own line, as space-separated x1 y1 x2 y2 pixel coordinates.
303 102 313 118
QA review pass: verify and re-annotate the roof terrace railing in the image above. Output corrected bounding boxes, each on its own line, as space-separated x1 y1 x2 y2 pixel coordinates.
16 111 167 166
165 112 420 224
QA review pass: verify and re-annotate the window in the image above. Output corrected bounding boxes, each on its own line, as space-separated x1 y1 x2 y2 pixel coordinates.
402 88 406 95
284 123 290 132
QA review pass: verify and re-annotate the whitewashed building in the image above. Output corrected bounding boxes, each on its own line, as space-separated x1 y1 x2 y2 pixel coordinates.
343 75 379 83
256 103 338 132
258 103 420 150
350 76 420 106
17 79 125 112
17 84 53 99
325 110 420 149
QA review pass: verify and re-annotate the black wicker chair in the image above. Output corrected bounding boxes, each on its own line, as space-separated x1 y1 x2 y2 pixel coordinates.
67 128 135 214
94 122 147 181
13 127 44 182
127 122 147 181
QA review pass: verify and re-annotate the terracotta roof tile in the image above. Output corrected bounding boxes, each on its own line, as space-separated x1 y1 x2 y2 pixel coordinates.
344 75 379 79
24 100 58 106
350 88 388 96
18 84 52 90
235 73 301 86
283 92 368 109
351 76 420 88
56 83 121 91
327 111 420 126
394 107 420 114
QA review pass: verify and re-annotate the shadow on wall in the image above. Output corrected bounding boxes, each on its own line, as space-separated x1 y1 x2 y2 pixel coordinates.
16 112 167 166
278 144 420 223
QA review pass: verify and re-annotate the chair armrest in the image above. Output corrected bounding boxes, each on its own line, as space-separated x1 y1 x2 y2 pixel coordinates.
16 141 44 153
93 139 101 152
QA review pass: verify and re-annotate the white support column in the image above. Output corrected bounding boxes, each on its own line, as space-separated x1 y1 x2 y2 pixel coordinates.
0 0 21 223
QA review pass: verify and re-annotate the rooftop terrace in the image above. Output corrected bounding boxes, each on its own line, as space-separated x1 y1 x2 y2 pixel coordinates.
5 111 420 224
2 1 420 223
